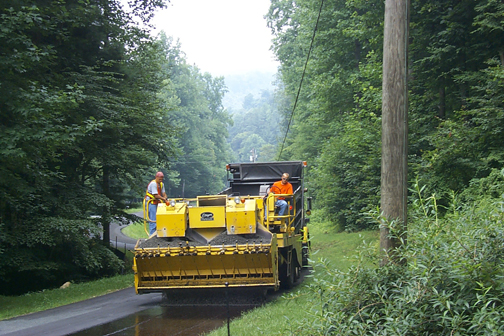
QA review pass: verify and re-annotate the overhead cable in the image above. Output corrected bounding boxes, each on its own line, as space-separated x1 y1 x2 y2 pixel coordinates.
277 0 325 160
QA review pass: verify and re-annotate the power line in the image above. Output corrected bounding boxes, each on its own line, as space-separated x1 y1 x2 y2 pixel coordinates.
277 0 325 160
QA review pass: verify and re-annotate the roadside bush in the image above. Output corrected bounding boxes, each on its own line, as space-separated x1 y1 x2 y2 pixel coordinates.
311 112 381 232
298 183 504 335
460 168 504 203
0 218 124 295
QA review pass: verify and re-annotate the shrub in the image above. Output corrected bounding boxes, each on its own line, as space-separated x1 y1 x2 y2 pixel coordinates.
299 184 504 335
0 218 124 295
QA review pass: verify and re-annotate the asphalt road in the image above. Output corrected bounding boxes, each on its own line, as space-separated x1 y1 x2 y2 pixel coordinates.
107 210 146 251
0 213 149 336
0 288 162 336
0 212 308 335
109 219 139 251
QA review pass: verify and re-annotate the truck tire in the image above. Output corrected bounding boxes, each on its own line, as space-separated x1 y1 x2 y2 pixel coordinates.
280 252 300 289
279 261 294 289
302 243 309 266
293 253 301 281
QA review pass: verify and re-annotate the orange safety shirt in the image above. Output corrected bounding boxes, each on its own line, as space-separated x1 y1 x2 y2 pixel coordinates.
271 180 293 200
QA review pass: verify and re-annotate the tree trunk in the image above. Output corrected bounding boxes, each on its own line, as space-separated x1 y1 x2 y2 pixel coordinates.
102 165 111 245
439 86 446 119
380 0 409 265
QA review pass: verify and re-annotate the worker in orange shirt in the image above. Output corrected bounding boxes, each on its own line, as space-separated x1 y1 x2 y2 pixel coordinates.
267 172 293 217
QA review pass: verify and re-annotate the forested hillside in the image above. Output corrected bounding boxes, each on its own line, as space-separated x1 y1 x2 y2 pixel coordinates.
0 0 231 294
222 72 275 111
228 90 281 162
1 0 503 301
264 1 504 333
156 35 232 198
267 0 504 231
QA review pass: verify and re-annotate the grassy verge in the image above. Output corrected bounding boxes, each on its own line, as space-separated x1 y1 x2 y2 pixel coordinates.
0 216 378 331
125 207 143 214
0 274 134 321
207 221 379 336
123 207 149 239
122 221 149 239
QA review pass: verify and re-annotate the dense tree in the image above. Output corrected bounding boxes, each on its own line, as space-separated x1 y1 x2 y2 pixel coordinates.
222 72 275 110
2 0 502 294
228 91 281 162
0 0 173 294
410 0 504 197
267 0 504 230
267 0 384 229
156 35 232 198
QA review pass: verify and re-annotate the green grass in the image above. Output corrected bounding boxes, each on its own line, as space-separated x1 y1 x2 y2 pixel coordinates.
207 221 379 336
122 221 149 239
308 220 378 270
123 207 150 239
0 274 134 321
125 207 143 214
0 214 379 332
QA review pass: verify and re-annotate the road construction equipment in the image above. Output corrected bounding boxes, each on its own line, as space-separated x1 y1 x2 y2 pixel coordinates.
133 161 310 294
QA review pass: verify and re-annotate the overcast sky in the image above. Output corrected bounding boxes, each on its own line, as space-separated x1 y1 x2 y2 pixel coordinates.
150 0 279 77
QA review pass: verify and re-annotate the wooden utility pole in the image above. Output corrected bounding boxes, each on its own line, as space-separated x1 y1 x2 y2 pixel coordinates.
380 0 409 265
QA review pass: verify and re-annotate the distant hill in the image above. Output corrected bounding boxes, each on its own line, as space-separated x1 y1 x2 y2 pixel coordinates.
222 71 276 112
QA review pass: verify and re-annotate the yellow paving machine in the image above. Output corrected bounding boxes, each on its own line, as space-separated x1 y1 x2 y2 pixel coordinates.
133 161 310 294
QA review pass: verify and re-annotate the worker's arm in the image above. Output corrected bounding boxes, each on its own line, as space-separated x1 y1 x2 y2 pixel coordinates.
156 184 168 201
154 193 167 202
277 185 293 201
269 184 281 195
